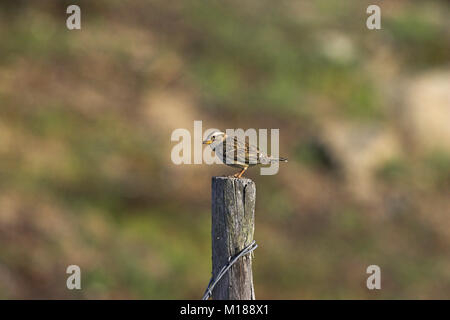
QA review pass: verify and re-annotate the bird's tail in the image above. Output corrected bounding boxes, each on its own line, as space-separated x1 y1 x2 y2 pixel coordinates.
270 157 288 163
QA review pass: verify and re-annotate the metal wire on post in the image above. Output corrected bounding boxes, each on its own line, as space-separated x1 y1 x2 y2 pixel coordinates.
202 240 258 300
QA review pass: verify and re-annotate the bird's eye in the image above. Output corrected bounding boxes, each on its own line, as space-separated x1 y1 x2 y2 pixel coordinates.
212 136 215 141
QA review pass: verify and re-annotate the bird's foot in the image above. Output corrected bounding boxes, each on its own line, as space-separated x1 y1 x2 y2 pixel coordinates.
233 169 247 179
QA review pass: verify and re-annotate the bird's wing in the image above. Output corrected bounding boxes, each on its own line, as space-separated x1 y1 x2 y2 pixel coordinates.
222 136 269 165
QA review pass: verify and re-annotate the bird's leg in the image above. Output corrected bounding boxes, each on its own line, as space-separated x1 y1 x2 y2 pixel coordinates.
232 170 242 178
236 167 248 178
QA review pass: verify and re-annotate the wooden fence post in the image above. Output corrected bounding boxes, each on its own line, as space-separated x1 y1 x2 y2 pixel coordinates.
211 176 256 300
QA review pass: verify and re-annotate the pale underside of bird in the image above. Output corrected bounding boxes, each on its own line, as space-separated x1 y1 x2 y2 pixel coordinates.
202 131 287 178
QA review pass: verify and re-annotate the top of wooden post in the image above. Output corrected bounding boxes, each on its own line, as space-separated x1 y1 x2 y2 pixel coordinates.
212 176 255 189
212 176 253 182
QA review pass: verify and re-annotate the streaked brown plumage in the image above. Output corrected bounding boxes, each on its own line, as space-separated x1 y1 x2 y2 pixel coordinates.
203 131 287 178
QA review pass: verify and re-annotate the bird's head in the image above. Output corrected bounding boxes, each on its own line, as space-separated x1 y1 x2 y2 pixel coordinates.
203 131 226 147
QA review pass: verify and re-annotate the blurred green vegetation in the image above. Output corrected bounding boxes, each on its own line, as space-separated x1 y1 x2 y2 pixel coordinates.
0 0 449 299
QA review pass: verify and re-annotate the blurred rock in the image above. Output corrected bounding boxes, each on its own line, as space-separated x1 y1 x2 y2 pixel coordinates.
321 121 401 201
401 71 450 153
317 31 356 64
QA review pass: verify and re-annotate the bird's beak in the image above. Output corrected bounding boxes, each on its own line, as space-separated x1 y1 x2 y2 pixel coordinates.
203 140 212 145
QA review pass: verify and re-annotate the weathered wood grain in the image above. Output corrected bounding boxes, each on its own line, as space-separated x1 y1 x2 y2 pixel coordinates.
211 176 256 300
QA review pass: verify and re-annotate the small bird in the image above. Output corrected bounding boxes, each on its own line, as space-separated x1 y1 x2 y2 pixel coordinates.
203 131 288 178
